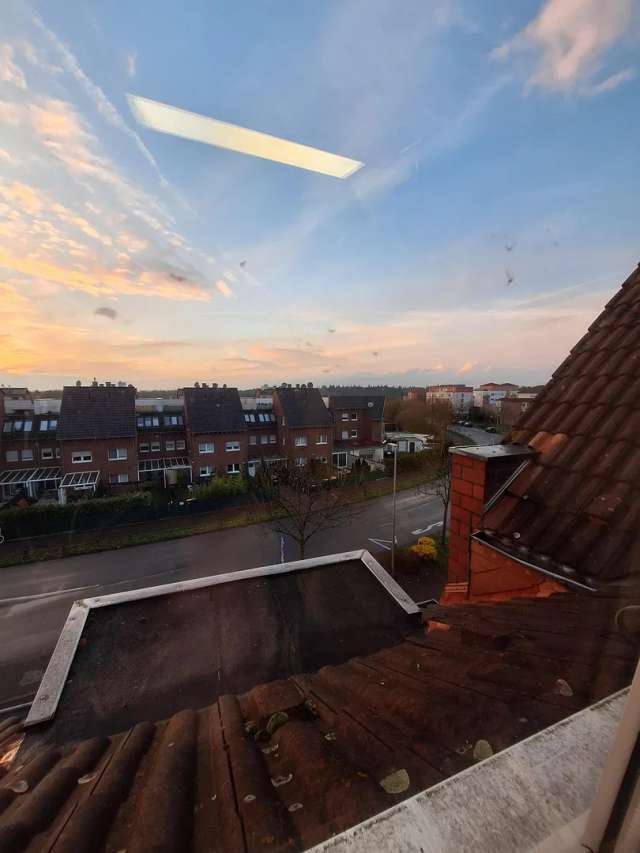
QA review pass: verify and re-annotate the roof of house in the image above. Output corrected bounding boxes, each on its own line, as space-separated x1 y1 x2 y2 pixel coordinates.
2 587 637 852
481 263 640 586
275 388 332 428
58 386 136 441
182 387 247 434
328 395 385 419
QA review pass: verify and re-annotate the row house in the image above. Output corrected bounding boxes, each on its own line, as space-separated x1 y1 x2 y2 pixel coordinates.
327 395 385 469
136 397 190 486
272 387 333 468
181 387 248 481
56 384 138 501
0 389 62 499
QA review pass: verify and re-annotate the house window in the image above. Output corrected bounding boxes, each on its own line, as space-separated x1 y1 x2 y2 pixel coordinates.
139 443 149 453
40 420 48 431
41 448 53 460
350 430 358 439
199 442 214 454
258 413 266 422
316 435 327 444
24 421 32 432
351 413 358 421
332 451 348 468
72 451 92 463
227 463 241 475
108 448 128 461
2 422 11 433
109 473 129 484
341 413 349 421
294 436 307 447
260 435 268 445
165 441 175 451
269 434 276 444
341 430 349 439
14 420 23 431
249 435 257 446
55 448 61 458
49 418 58 430
5 450 18 462
200 466 213 477
137 417 144 428
176 440 186 450
225 441 240 452
21 449 34 461
295 457 306 467
244 414 251 423
150 442 161 452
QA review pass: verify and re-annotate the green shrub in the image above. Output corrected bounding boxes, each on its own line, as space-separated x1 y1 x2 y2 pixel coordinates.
191 476 247 501
385 449 430 475
0 492 154 538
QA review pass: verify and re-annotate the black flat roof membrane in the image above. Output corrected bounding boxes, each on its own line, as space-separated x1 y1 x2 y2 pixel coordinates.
46 559 419 743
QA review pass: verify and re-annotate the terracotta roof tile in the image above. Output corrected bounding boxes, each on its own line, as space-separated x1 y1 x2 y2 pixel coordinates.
4 592 638 852
485 265 640 584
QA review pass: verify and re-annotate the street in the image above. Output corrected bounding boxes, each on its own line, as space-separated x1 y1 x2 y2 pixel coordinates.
0 489 444 711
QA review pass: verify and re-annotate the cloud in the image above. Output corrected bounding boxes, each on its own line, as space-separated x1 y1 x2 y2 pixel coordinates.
215 279 234 298
33 17 166 183
0 44 27 89
584 66 636 95
492 0 634 92
126 51 137 78
94 306 118 320
458 360 478 373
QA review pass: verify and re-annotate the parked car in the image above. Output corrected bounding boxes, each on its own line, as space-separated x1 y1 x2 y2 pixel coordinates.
463 421 472 427
485 425 497 433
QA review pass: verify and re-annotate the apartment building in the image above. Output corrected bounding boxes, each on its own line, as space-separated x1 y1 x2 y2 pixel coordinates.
272 387 333 467
473 381 519 410
327 394 385 468
425 384 473 414
181 386 248 481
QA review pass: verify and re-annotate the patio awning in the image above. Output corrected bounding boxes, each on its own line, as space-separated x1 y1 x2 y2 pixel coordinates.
139 456 191 473
59 471 100 489
0 467 62 485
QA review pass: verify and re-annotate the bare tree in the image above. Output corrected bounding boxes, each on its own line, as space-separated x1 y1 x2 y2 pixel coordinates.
250 462 361 559
417 440 452 544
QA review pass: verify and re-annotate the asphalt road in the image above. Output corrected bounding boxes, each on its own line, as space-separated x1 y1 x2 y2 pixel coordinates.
0 489 444 711
451 425 503 447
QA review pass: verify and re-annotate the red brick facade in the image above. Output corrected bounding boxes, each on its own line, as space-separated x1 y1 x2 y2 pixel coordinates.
444 447 567 604
60 438 138 485
188 430 248 479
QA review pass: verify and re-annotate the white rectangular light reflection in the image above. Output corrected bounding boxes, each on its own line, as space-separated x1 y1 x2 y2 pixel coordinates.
128 94 363 179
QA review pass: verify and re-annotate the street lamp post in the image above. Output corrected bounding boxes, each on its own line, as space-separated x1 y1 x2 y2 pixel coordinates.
389 442 398 577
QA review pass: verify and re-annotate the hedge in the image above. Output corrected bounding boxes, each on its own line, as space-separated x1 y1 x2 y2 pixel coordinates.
0 492 154 539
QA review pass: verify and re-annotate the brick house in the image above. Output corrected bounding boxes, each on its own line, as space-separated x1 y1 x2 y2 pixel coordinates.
136 397 190 485
327 394 385 468
445 262 640 603
242 404 282 476
57 384 138 499
181 386 248 480
272 387 333 467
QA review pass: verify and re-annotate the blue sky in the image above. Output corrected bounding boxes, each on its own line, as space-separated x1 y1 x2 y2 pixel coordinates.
0 0 638 388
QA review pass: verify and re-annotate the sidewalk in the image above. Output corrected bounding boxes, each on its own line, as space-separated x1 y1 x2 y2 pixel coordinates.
0 471 432 569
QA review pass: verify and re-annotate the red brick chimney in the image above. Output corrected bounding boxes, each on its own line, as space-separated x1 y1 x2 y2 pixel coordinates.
444 444 567 603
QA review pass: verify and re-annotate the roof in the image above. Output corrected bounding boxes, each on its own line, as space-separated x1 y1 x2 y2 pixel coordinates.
328 396 385 419
58 386 136 441
59 470 100 489
1 414 58 436
182 387 247 434
482 263 640 586
3 587 637 852
275 388 332 428
25 552 420 740
0 467 61 486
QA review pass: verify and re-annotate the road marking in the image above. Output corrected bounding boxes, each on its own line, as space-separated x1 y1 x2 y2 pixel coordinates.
368 537 392 551
0 583 100 607
411 521 443 535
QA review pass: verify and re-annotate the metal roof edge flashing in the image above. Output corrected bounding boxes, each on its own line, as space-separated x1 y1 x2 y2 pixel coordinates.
449 443 536 461
25 549 419 728
472 532 597 593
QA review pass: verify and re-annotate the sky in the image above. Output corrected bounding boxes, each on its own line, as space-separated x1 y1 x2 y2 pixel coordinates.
0 0 639 390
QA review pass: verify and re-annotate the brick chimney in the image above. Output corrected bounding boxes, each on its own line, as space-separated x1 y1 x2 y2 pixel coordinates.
443 443 565 603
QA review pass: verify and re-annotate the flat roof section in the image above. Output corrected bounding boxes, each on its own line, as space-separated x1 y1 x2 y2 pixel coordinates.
27 551 420 744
